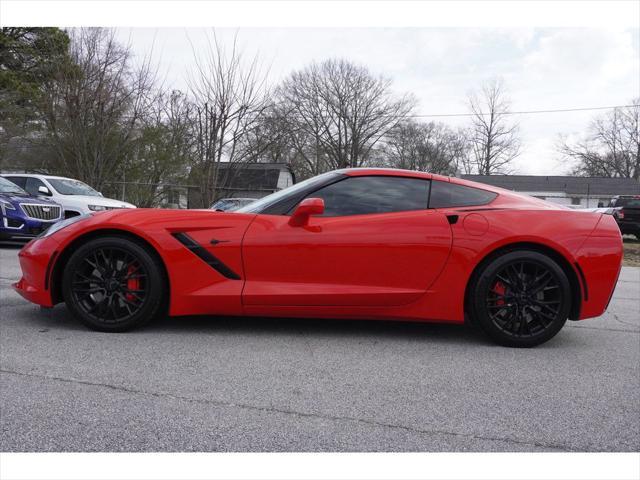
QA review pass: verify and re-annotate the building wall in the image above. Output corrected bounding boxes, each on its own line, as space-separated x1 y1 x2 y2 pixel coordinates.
277 170 294 190
522 191 614 208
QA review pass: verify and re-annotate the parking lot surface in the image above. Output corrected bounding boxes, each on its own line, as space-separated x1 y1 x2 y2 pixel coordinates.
1 243 639 452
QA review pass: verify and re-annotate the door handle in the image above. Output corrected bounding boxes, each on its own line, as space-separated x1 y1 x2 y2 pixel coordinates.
210 239 230 246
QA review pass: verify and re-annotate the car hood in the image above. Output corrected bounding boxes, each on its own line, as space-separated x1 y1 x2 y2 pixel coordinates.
0 193 60 206
63 195 136 208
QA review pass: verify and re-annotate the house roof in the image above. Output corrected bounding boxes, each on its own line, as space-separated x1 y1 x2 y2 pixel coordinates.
216 163 294 191
462 175 640 196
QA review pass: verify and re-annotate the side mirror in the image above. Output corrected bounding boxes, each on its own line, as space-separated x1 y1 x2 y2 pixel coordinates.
289 198 324 227
38 185 51 196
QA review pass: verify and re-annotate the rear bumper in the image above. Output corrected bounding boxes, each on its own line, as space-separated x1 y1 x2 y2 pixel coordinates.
616 219 640 235
12 236 60 307
575 215 623 319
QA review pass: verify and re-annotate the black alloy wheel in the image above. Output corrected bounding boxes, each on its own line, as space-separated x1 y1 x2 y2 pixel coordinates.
62 236 166 331
471 250 571 347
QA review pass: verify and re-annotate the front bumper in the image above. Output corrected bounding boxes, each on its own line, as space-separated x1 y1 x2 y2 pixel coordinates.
12 236 60 307
1 211 60 240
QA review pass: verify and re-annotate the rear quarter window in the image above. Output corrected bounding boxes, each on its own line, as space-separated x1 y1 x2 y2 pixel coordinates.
429 181 498 208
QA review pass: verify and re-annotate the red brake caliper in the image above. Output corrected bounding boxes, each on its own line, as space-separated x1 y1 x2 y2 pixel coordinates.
492 281 506 306
125 265 139 302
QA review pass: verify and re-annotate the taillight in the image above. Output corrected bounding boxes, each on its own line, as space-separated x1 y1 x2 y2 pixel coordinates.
617 210 625 219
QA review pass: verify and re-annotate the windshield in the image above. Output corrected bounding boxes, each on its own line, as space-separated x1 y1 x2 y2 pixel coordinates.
236 172 341 213
0 177 28 195
48 178 100 196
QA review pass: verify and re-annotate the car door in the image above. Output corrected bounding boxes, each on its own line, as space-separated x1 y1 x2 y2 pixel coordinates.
241 175 453 307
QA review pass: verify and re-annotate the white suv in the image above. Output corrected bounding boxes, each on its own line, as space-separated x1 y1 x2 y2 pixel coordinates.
2 174 136 218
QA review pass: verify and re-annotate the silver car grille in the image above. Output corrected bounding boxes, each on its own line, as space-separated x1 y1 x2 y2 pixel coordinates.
21 203 62 221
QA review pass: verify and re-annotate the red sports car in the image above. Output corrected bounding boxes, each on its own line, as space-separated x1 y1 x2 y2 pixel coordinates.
13 168 623 347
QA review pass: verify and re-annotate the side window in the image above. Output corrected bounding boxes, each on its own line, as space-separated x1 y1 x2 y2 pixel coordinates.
303 176 430 217
25 177 46 196
7 176 26 189
429 181 497 208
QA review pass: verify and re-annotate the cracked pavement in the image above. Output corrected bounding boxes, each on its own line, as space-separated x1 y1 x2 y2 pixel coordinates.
1 244 638 451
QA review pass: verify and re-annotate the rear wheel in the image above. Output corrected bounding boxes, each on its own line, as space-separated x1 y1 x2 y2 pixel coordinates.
62 236 166 332
470 250 571 347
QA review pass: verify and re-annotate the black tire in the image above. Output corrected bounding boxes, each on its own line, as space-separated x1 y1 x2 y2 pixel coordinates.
469 250 571 347
62 236 166 332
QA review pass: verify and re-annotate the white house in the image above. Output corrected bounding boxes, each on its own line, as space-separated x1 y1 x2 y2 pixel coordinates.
462 175 640 208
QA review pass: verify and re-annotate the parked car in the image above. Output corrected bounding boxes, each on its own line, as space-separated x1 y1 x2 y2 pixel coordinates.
608 195 640 239
13 168 623 347
2 174 136 218
0 176 62 241
210 197 255 211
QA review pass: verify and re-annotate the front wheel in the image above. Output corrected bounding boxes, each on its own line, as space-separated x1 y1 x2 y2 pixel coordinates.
470 250 572 347
62 236 166 332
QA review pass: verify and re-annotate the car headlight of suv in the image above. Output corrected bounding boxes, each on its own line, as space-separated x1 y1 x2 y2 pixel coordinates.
39 214 91 238
0 199 16 213
88 204 108 211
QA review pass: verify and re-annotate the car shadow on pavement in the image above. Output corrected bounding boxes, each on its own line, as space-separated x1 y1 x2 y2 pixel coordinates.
160 314 487 345
0 242 25 250
26 304 494 347
21 303 577 349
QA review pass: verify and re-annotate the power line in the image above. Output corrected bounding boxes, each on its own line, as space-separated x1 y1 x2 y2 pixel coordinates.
404 104 639 118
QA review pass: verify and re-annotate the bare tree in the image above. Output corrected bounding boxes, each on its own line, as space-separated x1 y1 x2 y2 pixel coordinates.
276 59 415 178
121 90 194 207
560 100 639 180
467 78 520 175
381 119 469 175
235 104 296 164
187 32 270 207
40 28 157 190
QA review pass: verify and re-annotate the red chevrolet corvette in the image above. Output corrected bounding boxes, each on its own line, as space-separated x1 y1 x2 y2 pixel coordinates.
14 168 623 347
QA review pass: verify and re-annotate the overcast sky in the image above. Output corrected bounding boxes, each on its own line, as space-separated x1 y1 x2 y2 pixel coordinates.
115 27 639 176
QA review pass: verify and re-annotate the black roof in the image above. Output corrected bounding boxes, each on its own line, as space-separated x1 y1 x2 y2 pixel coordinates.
462 175 640 196
214 163 294 191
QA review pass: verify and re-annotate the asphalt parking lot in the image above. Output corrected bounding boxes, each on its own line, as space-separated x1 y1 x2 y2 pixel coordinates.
1 243 638 452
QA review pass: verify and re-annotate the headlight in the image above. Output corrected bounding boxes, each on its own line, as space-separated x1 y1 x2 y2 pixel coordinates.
88 204 108 211
0 199 16 212
39 214 91 238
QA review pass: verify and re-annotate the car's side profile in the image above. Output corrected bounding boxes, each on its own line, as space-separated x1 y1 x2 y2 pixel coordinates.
14 168 623 347
2 174 136 218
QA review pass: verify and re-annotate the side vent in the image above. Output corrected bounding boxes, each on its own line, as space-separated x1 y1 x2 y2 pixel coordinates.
172 232 241 280
446 215 459 225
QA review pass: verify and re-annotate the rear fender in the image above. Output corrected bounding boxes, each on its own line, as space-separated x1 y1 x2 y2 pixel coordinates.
574 214 623 319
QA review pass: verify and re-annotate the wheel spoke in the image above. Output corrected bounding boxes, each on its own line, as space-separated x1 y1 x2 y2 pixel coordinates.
486 259 563 339
71 246 148 324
